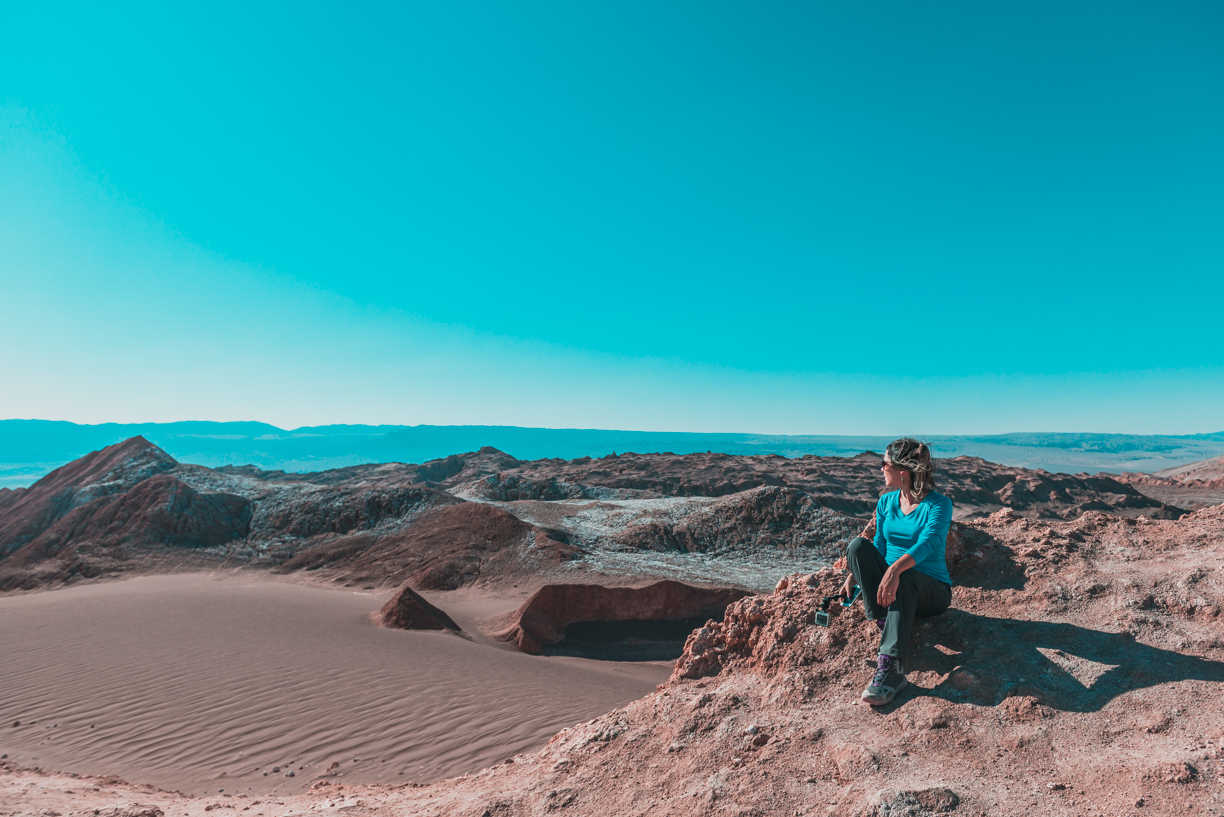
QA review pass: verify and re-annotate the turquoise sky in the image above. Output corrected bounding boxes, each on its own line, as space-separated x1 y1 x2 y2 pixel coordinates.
2 2 1222 434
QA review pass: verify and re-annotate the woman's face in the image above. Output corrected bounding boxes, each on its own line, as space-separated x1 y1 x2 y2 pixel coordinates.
882 455 909 490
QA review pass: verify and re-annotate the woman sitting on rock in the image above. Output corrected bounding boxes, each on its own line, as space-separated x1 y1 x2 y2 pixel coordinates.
839 438 953 706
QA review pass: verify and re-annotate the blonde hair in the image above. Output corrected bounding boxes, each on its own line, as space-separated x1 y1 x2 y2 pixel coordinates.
886 438 936 498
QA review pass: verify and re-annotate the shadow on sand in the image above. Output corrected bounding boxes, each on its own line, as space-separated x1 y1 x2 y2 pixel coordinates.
878 609 1224 714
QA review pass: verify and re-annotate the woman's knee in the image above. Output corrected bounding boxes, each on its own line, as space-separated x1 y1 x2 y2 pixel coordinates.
847 536 872 559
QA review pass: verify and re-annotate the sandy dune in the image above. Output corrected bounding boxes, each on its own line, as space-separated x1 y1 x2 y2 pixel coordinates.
0 574 668 797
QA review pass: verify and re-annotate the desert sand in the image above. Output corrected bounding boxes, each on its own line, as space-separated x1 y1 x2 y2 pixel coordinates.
0 573 668 797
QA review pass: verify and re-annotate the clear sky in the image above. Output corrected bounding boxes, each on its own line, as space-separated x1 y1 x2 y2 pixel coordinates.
2 1 1222 434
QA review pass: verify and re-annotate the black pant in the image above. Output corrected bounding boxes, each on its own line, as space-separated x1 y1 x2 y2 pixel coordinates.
846 536 952 662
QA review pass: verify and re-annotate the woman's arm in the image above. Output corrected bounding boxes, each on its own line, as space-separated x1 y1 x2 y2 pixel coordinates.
877 553 914 607
904 496 952 564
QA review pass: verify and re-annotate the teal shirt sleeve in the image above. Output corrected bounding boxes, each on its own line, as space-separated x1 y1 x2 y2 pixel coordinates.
905 494 952 564
871 494 888 559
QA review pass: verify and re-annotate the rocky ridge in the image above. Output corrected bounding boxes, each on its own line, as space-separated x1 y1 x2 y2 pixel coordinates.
1109 455 1224 512
0 438 1192 593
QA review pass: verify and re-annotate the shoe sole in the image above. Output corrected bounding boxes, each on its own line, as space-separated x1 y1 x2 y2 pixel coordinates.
861 677 907 706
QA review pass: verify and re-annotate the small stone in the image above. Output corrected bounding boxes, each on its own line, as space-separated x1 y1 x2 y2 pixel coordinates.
271 766 280 773
284 771 295 778
745 725 759 735
1047 782 1066 791
12 721 18 728
1136 797 1145 807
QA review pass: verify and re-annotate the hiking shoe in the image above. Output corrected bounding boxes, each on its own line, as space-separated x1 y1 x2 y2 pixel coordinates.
862 654 906 706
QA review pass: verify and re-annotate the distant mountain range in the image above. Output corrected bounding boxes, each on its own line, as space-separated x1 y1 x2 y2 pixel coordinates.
2 419 1223 489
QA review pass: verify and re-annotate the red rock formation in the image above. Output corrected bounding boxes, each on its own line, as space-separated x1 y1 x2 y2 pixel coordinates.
250 484 458 540
611 486 860 556
1154 455 1224 481
432 448 1181 519
0 438 1191 596
492 580 750 654
0 437 178 556
0 439 254 591
373 584 463 632
0 487 24 514
239 445 1183 520
278 502 577 590
1110 455 1224 511
0 474 251 591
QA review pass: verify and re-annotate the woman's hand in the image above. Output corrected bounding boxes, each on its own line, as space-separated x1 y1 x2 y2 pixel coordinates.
877 566 901 607
876 554 915 608
840 572 855 600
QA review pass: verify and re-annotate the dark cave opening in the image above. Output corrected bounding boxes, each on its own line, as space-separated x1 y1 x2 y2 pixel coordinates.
543 613 723 661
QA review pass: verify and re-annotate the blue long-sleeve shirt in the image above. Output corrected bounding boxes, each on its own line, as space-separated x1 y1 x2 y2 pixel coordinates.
872 489 953 586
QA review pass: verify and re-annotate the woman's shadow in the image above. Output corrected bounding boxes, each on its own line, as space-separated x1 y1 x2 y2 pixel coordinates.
890 609 1224 712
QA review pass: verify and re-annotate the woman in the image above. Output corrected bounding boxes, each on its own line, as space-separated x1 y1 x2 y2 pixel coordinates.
841 438 953 706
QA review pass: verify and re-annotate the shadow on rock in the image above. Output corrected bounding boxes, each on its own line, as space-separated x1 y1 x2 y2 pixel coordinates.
945 525 1026 592
898 610 1224 713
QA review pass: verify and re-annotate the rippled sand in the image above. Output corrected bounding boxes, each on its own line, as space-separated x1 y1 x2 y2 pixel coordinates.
0 574 668 796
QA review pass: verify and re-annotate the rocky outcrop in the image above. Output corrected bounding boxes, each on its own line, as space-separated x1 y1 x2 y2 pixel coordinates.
457 473 589 501
492 580 750 654
1154 455 1224 481
0 486 24 514
222 445 1185 521
373 584 463 633
442 448 1182 520
0 437 178 557
1111 455 1224 511
0 439 257 591
0 475 251 590
0 438 1193 594
612 485 860 556
277 502 577 590
216 446 525 490
248 484 457 540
